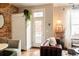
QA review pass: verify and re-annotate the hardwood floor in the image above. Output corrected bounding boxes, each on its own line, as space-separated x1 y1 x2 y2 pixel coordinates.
21 48 68 56
21 48 40 56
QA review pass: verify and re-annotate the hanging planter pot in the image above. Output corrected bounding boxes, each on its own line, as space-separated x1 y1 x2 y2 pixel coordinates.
23 9 31 21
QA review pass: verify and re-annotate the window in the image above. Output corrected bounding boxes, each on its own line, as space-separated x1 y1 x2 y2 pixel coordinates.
71 9 79 38
33 12 43 17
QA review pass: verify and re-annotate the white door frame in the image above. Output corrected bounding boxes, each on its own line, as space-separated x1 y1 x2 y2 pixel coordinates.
31 8 45 47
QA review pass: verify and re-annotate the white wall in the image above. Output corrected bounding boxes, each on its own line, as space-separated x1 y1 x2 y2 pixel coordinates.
12 13 32 50
26 20 31 50
12 13 27 50
44 4 53 39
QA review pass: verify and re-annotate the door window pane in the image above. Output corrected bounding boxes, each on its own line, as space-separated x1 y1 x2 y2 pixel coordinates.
33 12 43 17
34 20 43 43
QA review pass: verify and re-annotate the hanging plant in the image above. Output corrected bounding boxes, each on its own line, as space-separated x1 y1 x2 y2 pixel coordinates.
24 9 31 21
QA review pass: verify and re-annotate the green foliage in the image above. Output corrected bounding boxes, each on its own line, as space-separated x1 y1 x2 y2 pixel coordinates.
24 9 31 21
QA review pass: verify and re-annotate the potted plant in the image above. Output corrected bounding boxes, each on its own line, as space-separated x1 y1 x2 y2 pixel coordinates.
23 9 31 21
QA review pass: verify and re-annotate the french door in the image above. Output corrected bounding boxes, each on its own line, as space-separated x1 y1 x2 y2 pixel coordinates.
32 9 45 47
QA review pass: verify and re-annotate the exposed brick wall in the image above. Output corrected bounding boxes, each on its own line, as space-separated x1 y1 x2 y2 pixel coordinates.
0 3 18 39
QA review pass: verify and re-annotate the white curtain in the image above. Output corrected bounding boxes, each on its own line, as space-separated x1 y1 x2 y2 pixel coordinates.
64 8 71 49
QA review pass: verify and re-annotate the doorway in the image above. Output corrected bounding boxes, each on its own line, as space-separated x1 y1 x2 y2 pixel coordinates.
32 9 45 47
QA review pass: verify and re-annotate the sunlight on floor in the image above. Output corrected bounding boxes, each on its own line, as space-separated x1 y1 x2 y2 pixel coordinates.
21 48 40 56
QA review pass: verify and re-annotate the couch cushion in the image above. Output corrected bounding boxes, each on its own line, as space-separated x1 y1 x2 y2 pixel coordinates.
5 48 18 52
49 37 57 46
7 40 19 48
43 40 49 46
40 46 62 56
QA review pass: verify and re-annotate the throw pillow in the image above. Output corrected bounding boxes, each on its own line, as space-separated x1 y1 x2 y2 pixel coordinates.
49 37 57 46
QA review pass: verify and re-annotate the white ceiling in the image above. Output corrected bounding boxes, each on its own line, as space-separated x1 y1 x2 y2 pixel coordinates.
53 3 69 7
11 3 79 8
11 3 49 7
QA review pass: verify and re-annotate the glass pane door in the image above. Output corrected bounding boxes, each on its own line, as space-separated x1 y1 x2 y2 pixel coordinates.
32 9 44 47
34 20 43 43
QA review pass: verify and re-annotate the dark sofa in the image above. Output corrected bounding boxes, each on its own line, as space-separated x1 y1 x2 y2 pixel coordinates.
40 46 62 56
40 40 62 56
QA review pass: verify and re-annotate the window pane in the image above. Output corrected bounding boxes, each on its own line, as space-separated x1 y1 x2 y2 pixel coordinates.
71 9 79 24
71 25 79 36
34 20 43 43
33 12 43 17
71 9 79 39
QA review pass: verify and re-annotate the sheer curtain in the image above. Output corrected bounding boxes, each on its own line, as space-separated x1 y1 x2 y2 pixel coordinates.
64 8 71 49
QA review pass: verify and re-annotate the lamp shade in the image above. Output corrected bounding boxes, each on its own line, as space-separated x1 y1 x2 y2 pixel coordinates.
55 24 64 33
